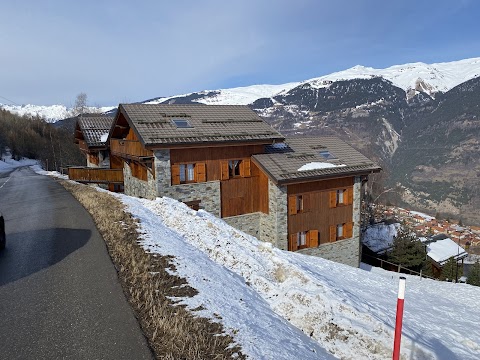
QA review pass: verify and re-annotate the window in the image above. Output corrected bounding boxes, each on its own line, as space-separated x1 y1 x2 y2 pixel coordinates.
296 195 304 213
337 224 344 238
221 159 251 180
297 231 307 249
319 150 336 160
336 189 345 205
289 229 319 251
329 222 353 242
329 188 353 208
179 164 195 183
228 160 241 177
171 163 206 185
172 119 193 128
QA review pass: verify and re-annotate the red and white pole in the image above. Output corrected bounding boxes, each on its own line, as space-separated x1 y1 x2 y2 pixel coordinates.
392 276 406 360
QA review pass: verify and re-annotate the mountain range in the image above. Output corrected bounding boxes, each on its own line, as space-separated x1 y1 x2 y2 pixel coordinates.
2 57 480 224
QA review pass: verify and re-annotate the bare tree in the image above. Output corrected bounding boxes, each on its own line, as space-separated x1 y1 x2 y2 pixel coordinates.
73 92 88 117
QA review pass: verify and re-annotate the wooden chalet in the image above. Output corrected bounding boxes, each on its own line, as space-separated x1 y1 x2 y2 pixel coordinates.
71 114 123 191
73 103 381 267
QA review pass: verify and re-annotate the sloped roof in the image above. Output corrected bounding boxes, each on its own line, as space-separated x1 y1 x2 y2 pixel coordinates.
77 114 115 148
118 104 284 147
252 137 381 184
425 237 467 266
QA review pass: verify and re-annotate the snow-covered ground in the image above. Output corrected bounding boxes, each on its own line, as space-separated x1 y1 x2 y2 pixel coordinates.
362 222 400 253
25 167 480 359
0 155 38 172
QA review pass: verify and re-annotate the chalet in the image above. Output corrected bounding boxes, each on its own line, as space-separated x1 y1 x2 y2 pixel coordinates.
422 234 468 278
70 114 124 191
74 114 115 168
79 103 381 267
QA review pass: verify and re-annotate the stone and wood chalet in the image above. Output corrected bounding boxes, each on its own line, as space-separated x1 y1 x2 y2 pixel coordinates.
70 114 124 191
71 104 381 267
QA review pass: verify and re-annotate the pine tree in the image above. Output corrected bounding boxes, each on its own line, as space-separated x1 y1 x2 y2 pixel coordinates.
388 225 427 271
440 257 463 282
467 261 480 286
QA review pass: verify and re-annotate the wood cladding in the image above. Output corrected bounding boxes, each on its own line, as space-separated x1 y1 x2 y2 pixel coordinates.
287 177 355 246
221 162 268 217
171 145 264 182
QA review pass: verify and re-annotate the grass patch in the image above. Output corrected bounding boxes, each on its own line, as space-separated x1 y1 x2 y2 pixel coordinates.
59 180 244 360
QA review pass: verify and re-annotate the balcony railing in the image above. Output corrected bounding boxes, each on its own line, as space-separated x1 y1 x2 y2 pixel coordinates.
68 167 124 184
110 139 152 158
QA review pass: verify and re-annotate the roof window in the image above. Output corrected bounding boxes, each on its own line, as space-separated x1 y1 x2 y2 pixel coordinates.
319 150 336 160
172 118 193 128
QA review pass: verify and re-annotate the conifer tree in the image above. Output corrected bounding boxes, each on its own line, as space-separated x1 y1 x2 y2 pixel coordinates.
467 261 480 286
440 257 463 282
388 225 426 271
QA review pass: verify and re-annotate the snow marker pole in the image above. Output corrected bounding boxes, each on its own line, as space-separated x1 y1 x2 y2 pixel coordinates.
392 276 406 360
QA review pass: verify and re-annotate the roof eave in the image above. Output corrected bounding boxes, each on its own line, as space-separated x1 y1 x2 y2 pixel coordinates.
145 136 285 150
276 167 382 186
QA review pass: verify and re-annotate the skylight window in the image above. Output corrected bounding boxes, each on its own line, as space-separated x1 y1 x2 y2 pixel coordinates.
172 119 193 128
319 150 336 160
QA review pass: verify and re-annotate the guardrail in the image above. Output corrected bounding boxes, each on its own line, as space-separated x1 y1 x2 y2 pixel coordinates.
362 252 437 280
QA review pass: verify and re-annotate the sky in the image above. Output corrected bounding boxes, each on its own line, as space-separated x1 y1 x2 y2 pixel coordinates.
1 0 479 107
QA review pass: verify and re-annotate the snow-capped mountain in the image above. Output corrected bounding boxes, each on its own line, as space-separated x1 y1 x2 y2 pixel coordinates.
0 104 116 123
3 57 479 122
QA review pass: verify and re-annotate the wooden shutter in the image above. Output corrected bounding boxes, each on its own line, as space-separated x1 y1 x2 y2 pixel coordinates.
303 193 311 212
345 222 353 238
289 234 298 251
195 163 206 182
347 187 353 205
329 191 337 208
288 195 297 215
240 158 251 177
171 164 180 185
308 230 319 248
220 161 229 180
329 225 336 242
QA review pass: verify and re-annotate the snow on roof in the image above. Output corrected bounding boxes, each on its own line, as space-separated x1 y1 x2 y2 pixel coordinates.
272 142 287 149
362 222 400 253
427 238 468 265
297 162 346 171
100 132 109 143
409 210 435 221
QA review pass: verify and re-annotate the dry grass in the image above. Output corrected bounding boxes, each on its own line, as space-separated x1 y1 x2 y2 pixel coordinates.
59 180 244 360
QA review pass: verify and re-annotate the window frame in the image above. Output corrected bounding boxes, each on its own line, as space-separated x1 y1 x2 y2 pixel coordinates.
228 159 242 178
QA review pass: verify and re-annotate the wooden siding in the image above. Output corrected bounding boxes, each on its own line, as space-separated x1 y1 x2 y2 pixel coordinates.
77 140 88 152
287 177 355 246
170 145 265 182
68 167 124 184
110 139 153 158
221 162 268 217
110 155 124 169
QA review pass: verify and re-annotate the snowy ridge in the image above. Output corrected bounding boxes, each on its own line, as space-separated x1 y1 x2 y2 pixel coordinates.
116 195 479 360
0 103 115 123
300 57 480 97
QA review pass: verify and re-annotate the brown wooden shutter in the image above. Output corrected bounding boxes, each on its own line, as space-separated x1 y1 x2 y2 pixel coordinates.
171 164 180 185
195 163 206 182
289 234 298 251
347 187 353 205
329 191 337 208
221 161 229 180
240 158 251 177
345 222 353 238
288 195 297 215
329 225 336 242
308 230 319 247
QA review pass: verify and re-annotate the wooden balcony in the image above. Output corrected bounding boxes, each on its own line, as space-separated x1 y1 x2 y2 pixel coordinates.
68 167 124 184
110 139 153 158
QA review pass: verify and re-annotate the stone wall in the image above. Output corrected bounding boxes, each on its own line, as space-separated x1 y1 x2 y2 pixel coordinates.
297 237 360 267
259 179 288 250
153 149 221 216
223 213 261 238
123 162 157 199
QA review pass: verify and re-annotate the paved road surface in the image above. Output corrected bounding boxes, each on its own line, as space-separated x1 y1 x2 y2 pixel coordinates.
0 167 153 360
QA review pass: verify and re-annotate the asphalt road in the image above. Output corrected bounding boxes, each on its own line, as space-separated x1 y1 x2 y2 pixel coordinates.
0 167 153 360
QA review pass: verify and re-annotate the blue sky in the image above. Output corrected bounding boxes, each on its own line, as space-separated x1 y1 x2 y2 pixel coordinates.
1 0 479 106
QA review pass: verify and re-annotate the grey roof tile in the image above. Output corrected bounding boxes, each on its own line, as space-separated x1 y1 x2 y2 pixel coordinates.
253 137 381 184
119 104 284 146
77 115 115 147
